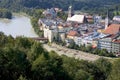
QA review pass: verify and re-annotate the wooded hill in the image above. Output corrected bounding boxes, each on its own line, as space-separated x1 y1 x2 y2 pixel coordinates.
0 0 120 11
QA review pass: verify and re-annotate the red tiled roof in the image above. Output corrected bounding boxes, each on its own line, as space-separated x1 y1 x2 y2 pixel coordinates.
113 40 120 43
67 30 78 36
104 24 120 34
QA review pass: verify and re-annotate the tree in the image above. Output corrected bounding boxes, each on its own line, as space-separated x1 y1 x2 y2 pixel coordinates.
0 8 12 19
17 75 27 80
0 47 31 80
74 70 93 80
108 59 120 80
28 42 44 62
95 58 112 80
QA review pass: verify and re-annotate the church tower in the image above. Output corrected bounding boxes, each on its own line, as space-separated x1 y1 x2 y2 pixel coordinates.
105 10 109 29
68 5 72 18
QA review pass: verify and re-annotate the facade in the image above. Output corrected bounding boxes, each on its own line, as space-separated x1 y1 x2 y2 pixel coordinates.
94 15 102 24
74 37 83 46
44 28 58 42
98 33 120 54
98 37 112 52
112 41 120 54
59 32 66 41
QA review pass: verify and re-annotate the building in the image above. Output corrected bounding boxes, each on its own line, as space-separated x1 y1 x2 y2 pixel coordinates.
44 28 58 42
43 8 57 19
67 6 73 18
67 14 87 23
67 30 80 39
98 32 120 54
93 15 102 25
86 15 94 23
98 23 120 54
58 23 72 32
112 33 120 54
103 24 120 35
113 16 120 22
74 36 83 46
98 36 112 52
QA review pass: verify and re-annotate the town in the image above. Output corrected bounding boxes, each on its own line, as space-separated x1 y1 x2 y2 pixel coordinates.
38 6 120 56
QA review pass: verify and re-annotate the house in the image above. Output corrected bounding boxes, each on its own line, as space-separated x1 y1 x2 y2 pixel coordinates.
98 32 120 54
113 16 120 22
74 36 83 46
94 15 102 24
98 36 113 52
86 15 94 23
67 30 80 39
112 33 120 54
43 8 57 19
58 23 72 32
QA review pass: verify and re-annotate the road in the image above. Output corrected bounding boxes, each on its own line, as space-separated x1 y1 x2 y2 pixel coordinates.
43 43 110 61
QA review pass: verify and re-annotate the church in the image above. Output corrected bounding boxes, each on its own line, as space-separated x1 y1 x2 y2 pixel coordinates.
67 6 88 24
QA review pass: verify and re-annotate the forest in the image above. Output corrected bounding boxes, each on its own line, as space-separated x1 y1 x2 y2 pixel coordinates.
0 0 120 11
0 32 120 80
0 0 120 19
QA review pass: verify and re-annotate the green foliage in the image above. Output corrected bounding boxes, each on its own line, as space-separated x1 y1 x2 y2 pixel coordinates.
95 58 112 80
26 9 45 37
0 47 31 80
108 59 120 80
0 33 118 80
17 75 27 80
0 0 120 11
28 42 44 62
0 8 12 19
30 17 44 37
74 70 92 80
57 12 67 20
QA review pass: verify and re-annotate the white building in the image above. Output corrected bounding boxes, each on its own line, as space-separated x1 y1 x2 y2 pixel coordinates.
74 37 83 46
67 14 87 23
44 28 58 42
113 16 120 22
98 37 112 52
97 32 120 54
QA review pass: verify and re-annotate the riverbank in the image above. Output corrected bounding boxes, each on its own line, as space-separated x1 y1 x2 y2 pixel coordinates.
43 43 114 61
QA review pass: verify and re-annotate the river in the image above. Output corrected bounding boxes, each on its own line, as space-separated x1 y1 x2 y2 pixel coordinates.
0 15 38 38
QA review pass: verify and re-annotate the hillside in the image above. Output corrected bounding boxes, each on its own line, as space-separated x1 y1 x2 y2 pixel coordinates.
0 32 120 80
0 0 120 11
